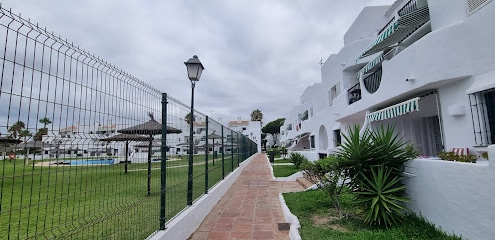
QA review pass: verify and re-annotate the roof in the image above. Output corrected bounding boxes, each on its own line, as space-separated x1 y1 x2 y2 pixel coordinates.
228 120 249 127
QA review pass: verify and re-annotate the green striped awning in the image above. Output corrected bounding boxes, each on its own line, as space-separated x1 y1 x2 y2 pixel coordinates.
366 97 420 122
355 5 430 61
356 53 385 78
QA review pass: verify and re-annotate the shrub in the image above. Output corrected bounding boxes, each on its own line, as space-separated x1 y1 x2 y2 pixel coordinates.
404 143 419 160
301 155 347 217
289 152 308 168
355 165 409 228
438 151 477 163
337 125 410 227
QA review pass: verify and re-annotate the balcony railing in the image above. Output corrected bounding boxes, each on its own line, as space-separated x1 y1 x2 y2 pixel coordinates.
348 83 362 105
363 67 382 94
378 17 396 35
398 0 425 16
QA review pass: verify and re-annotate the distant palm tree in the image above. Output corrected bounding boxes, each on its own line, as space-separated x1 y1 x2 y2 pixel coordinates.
34 117 52 141
185 112 195 125
39 117 52 128
251 109 263 122
20 129 32 142
8 121 26 140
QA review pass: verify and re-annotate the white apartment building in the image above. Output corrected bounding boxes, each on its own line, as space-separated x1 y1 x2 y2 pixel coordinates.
280 0 495 161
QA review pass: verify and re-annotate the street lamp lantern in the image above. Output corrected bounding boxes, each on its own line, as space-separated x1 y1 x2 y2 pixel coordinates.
184 55 204 205
184 55 204 82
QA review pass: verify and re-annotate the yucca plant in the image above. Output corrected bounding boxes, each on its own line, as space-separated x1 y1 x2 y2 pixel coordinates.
355 165 409 228
337 124 411 227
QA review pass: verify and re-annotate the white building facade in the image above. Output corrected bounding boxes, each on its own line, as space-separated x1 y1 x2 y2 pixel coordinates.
280 1 495 239
281 0 495 161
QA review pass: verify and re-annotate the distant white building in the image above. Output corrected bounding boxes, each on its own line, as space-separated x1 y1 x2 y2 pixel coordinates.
281 0 495 161
228 119 262 152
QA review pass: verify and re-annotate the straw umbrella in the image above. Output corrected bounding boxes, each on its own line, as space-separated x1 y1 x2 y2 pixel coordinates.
117 113 182 195
207 131 223 165
100 134 153 174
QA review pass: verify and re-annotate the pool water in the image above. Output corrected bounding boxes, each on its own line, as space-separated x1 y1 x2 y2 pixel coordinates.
62 159 115 165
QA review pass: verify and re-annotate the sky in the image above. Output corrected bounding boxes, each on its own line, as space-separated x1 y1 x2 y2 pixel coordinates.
2 0 395 126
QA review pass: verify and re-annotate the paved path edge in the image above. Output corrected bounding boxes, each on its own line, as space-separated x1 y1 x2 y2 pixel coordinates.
150 155 255 240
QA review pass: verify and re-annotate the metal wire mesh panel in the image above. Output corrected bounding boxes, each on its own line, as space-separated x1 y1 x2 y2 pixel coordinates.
0 7 162 239
0 6 258 239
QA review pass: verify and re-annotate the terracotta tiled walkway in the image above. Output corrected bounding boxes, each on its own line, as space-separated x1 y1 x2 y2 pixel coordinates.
188 153 304 240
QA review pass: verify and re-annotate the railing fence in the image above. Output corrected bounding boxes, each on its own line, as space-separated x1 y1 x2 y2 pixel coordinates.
0 6 256 240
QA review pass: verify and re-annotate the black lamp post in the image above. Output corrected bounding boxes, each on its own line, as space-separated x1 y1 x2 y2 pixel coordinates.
184 55 204 205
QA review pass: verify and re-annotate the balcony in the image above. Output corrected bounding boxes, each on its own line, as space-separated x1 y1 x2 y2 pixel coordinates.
348 83 362 105
363 67 382 94
355 0 430 60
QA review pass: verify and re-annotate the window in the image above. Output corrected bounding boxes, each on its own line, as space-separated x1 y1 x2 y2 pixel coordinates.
333 129 341 147
328 83 340 106
469 88 495 145
310 135 315 149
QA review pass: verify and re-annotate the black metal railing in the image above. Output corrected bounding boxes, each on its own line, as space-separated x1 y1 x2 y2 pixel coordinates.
348 83 362 105
398 0 421 16
363 67 382 94
0 6 258 240
378 17 396 35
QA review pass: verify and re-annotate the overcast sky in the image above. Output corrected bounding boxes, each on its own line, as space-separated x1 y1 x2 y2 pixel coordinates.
3 0 394 126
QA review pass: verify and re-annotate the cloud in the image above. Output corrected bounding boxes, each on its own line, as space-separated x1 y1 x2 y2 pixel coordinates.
2 0 395 126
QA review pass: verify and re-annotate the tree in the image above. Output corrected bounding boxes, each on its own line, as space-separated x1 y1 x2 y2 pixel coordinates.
8 121 26 140
261 118 285 147
184 112 195 125
34 117 52 141
39 117 52 128
251 109 263 122
20 129 32 142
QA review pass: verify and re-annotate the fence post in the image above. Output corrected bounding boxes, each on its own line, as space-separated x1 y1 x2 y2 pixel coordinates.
231 129 234 172
160 93 168 230
205 116 209 194
221 125 225 179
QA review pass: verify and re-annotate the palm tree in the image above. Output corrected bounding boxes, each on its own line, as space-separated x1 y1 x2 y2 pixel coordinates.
34 117 52 141
251 109 263 122
39 117 52 128
8 121 26 140
185 112 195 125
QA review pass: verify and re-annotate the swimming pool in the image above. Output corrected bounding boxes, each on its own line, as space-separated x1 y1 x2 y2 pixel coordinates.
60 159 115 165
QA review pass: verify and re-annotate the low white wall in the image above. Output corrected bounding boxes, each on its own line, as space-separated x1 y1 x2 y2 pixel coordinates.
149 155 254 240
404 146 495 240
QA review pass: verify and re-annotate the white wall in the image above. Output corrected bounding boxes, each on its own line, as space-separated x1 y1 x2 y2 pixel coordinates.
404 148 495 240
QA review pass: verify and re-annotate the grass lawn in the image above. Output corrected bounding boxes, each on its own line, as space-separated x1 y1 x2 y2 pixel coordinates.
283 190 461 240
272 164 299 177
274 158 291 163
0 154 242 240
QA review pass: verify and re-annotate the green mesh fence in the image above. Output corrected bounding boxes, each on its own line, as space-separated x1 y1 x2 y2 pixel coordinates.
0 6 257 240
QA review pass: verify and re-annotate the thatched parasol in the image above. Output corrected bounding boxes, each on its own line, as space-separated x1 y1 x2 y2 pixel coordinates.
100 134 153 173
116 113 182 196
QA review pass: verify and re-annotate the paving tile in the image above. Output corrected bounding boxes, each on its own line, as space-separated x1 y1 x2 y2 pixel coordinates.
188 153 304 240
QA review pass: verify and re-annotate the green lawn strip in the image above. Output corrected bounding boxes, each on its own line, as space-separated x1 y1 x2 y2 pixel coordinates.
0 154 240 240
274 158 291 163
272 164 299 177
283 190 461 240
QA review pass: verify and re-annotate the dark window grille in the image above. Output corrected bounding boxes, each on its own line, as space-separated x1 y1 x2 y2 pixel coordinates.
469 88 495 146
348 83 361 105
363 67 382 94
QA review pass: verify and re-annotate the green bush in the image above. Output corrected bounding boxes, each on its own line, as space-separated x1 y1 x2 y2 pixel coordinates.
404 143 420 160
438 151 477 163
268 148 280 158
301 155 347 217
289 152 308 168
337 125 410 228
355 165 409 227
